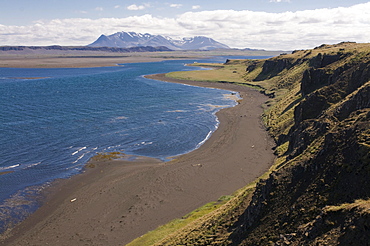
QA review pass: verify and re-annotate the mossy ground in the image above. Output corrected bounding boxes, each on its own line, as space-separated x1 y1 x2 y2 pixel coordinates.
88 151 124 163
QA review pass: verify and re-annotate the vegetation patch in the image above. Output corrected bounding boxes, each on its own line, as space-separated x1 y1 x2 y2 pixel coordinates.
0 171 14 176
325 199 370 213
166 60 250 84
126 195 234 246
89 151 125 162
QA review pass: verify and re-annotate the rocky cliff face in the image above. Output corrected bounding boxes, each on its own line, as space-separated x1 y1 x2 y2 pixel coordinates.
254 58 294 81
231 43 370 245
154 42 370 245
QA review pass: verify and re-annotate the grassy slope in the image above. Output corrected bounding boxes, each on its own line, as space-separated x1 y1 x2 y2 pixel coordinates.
127 42 370 245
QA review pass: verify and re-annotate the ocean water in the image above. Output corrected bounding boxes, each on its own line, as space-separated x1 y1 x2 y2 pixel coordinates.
0 56 267 232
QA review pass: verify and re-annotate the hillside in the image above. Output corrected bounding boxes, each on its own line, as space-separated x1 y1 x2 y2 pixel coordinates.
130 42 370 245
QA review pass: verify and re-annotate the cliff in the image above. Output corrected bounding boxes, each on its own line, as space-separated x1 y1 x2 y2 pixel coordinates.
151 42 370 245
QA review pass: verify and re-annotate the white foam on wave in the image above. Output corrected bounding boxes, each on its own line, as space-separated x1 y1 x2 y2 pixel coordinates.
72 153 86 164
197 104 229 112
102 145 123 152
166 110 187 113
25 162 41 169
133 141 154 147
0 162 43 171
71 146 87 155
223 92 241 102
109 116 128 123
196 130 213 149
0 164 20 171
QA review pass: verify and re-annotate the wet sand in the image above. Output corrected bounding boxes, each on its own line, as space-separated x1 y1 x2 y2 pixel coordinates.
1 74 275 246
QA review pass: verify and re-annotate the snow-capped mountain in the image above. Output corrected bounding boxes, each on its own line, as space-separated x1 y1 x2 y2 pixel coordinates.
88 32 230 50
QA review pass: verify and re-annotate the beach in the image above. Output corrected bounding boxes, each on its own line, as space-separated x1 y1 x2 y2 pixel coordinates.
1 73 275 245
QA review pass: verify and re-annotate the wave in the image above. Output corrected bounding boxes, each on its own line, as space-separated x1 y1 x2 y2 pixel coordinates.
24 162 41 169
196 130 213 149
166 110 187 113
71 146 87 156
197 104 230 112
0 164 20 171
72 153 86 164
0 161 41 171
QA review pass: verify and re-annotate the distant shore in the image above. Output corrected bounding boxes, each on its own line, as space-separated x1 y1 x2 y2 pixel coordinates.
0 49 283 68
0 55 173 68
1 73 275 246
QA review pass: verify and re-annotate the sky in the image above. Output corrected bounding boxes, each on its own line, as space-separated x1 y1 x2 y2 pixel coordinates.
1 0 370 50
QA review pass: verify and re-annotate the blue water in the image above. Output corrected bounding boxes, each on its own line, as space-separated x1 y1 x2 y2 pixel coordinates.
0 56 268 232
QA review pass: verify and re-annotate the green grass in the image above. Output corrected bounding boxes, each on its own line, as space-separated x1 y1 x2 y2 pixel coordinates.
126 196 233 246
166 60 254 84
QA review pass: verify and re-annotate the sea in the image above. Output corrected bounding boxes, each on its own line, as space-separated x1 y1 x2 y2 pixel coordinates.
0 56 268 233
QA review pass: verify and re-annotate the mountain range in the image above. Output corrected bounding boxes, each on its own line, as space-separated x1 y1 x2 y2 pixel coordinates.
88 31 230 50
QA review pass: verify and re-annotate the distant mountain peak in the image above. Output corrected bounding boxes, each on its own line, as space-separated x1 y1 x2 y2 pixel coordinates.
88 31 230 50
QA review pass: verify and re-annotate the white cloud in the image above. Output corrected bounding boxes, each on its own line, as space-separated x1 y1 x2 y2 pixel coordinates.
192 5 201 10
114 5 120 9
127 4 148 11
170 4 183 8
270 0 291 2
1 3 370 50
95 7 104 11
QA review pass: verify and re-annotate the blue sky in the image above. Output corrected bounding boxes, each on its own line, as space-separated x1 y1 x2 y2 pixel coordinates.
1 0 368 25
1 0 370 49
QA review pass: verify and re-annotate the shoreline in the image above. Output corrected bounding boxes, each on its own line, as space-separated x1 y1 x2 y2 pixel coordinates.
1 74 275 245
0 55 187 68
0 50 280 69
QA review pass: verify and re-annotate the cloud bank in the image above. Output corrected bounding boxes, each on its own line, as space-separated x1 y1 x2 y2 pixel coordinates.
1 2 369 50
